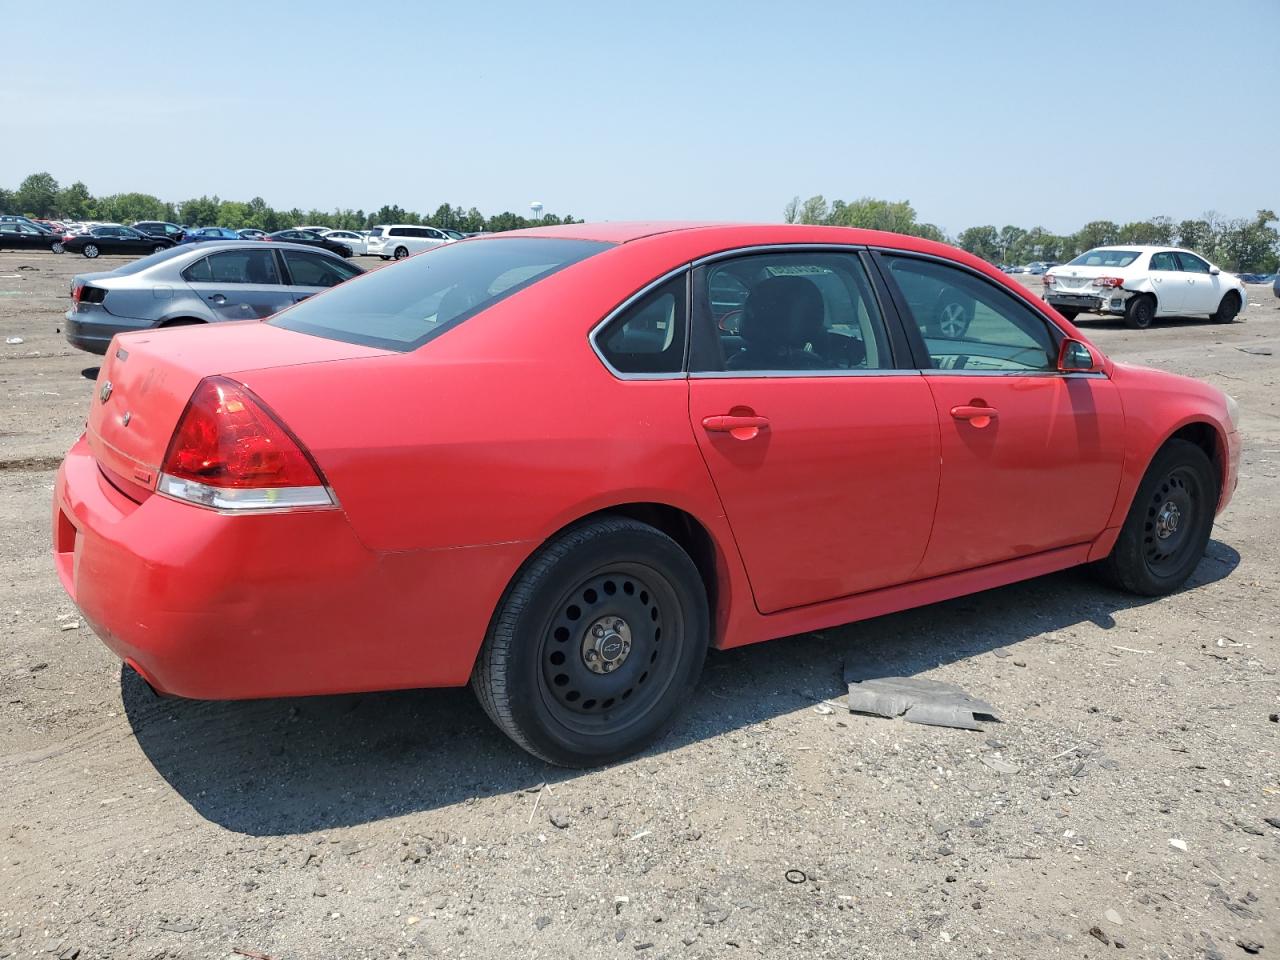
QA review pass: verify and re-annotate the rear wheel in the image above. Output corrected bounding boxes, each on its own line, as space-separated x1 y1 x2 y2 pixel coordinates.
51 242 64 255
1124 293 1155 329
83 244 99 259
472 517 709 767
1095 439 1217 595
152 245 166 255
393 246 409 260
1211 291 1241 324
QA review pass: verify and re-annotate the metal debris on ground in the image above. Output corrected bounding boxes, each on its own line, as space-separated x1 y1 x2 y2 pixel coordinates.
843 663 999 731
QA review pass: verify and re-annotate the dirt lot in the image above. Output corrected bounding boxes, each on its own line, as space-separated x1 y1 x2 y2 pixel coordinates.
0 249 1277 960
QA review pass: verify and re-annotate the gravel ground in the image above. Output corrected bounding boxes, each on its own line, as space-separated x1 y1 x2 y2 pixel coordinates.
0 250 1277 960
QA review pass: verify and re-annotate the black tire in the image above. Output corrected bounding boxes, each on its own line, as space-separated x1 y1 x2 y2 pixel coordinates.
159 318 203 328
51 242 64 255
83 244 99 259
1055 307 1081 322
1095 439 1218 596
472 517 709 767
1211 291 1241 324
393 246 409 260
1124 293 1155 329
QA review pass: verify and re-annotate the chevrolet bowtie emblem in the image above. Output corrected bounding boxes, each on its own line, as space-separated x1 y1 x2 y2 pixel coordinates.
100 380 113 403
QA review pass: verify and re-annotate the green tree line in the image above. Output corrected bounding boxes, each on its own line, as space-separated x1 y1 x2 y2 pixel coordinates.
0 172 580 234
785 194 1280 273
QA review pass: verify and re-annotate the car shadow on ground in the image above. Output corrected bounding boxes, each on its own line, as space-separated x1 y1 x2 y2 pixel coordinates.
123 540 1239 836
80 366 99 380
1072 313 1232 331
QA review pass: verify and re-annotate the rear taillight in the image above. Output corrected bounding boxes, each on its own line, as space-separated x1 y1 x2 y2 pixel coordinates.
1043 273 1056 288
1093 277 1125 288
157 376 333 511
71 282 83 304
75 284 105 305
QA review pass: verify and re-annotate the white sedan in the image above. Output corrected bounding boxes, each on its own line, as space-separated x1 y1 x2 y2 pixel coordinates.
316 229 369 256
1044 246 1245 330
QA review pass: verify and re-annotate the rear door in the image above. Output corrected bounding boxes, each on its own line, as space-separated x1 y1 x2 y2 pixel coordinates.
686 248 940 613
1148 251 1183 313
182 248 294 320
878 252 1125 577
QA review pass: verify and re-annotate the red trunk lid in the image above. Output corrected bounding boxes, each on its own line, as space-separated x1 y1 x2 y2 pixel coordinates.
87 321 389 490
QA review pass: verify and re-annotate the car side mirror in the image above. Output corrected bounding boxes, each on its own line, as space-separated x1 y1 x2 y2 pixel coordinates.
1058 338 1099 373
1209 266 1220 275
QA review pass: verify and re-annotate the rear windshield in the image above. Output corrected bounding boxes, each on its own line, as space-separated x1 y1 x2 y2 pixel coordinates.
268 237 611 351
1068 249 1141 268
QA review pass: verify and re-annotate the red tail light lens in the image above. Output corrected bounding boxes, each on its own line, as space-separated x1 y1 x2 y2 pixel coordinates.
158 376 333 510
1093 276 1125 288
72 283 83 304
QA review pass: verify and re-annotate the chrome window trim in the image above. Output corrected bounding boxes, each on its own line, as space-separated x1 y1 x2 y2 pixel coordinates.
920 369 1107 379
690 368 921 380
588 264 692 381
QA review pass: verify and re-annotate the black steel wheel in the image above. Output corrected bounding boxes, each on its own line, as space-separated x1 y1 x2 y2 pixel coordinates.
1095 439 1217 595
1124 294 1155 329
473 517 709 766
1211 292 1241 324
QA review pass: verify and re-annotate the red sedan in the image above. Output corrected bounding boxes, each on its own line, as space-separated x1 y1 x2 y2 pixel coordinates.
53 223 1241 766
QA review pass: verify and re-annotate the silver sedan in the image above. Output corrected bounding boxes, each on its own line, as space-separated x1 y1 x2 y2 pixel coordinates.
63 241 364 355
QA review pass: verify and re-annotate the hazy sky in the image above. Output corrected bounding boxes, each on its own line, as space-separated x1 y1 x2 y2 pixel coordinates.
4 0 1276 233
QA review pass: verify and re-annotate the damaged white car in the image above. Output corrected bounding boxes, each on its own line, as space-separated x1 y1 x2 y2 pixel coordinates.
1044 246 1246 329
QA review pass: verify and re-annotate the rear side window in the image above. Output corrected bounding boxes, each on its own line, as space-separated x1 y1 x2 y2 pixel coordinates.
1150 252 1177 271
694 251 893 373
184 249 282 284
270 237 611 351
367 228 383 237
885 255 1057 371
595 274 687 374
283 250 361 287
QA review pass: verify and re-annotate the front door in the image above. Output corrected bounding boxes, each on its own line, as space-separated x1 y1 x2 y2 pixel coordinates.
879 253 1125 577
687 249 941 614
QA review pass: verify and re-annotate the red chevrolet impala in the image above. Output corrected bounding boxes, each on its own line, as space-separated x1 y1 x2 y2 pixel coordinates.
52 223 1241 765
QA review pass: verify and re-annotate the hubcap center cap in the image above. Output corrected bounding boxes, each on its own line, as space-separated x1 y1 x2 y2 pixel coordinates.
582 616 632 674
1155 501 1182 540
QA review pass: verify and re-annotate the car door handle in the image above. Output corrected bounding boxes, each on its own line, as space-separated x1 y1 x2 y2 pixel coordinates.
950 404 999 427
207 294 226 304
702 414 770 440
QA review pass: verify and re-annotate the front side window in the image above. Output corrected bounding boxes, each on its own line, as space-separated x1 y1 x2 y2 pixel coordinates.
270 237 610 351
1176 252 1210 273
596 274 687 374
694 252 892 373
282 250 360 287
1150 252 1178 271
885 255 1057 372
183 249 282 284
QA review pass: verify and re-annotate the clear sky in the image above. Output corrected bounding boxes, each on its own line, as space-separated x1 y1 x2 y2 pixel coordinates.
4 0 1277 233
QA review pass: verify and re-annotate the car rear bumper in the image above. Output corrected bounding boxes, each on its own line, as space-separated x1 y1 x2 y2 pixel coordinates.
53 435 530 699
64 309 151 355
1046 292 1129 315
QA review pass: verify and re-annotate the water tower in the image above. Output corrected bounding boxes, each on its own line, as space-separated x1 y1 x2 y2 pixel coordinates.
530 201 543 221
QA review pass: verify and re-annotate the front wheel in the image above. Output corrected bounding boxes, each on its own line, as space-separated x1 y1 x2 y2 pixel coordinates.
83 244 99 259
393 246 409 260
472 517 709 767
1094 439 1218 596
1124 294 1155 329
1211 292 1241 324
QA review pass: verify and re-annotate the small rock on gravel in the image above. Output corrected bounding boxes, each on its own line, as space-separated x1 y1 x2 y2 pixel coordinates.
548 807 571 829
